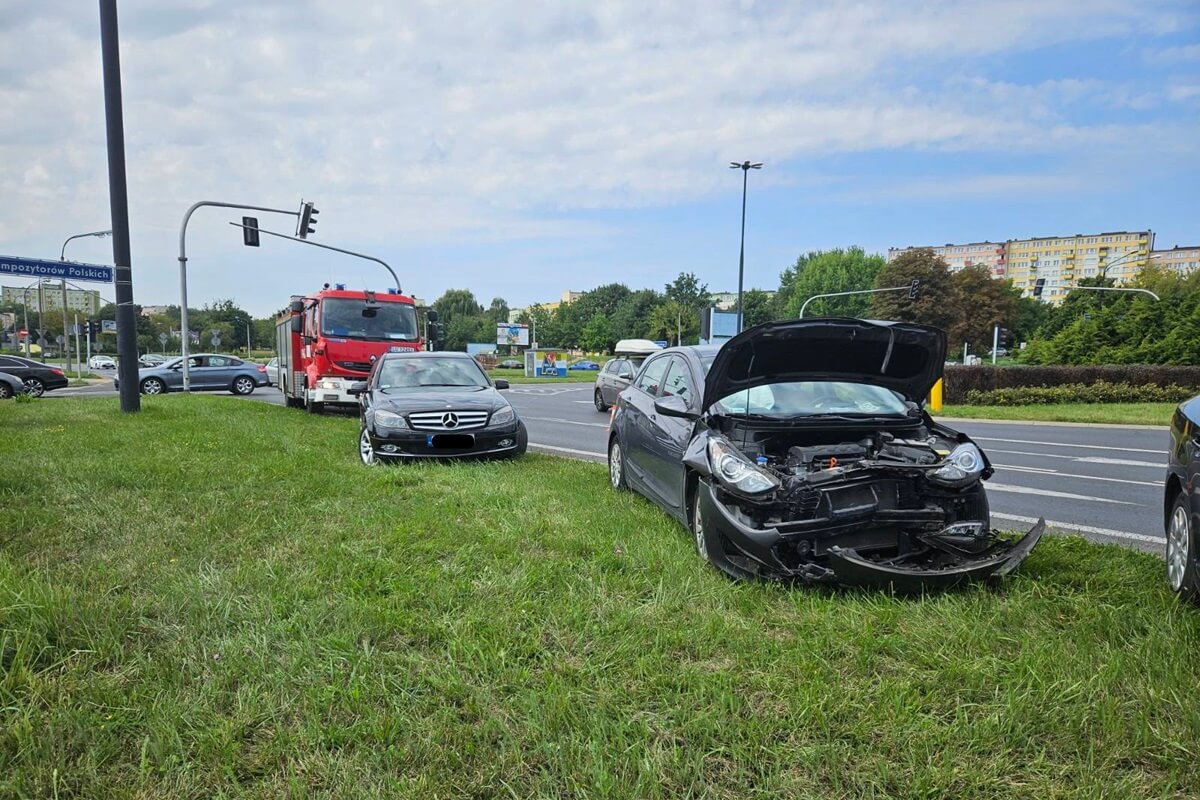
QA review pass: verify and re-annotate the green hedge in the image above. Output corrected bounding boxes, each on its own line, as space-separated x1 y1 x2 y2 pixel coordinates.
962 381 1196 406
943 365 1200 404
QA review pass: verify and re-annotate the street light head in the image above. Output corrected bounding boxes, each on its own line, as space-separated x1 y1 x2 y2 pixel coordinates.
729 162 741 169
750 162 763 169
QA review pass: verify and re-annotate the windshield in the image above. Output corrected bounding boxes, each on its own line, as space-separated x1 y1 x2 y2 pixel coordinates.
714 381 908 417
377 357 489 389
320 298 418 341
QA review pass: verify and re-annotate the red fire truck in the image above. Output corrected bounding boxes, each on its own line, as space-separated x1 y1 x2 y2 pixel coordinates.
276 283 424 412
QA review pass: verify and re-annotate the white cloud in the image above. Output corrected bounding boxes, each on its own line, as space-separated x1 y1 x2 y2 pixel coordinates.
0 0 1194 312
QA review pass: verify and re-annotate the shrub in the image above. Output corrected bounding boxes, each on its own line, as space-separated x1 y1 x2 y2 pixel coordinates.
962 381 1196 406
943 365 1200 404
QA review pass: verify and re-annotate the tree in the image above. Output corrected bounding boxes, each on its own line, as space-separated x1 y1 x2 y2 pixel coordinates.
665 272 709 310
610 289 663 342
649 300 698 346
944 265 1017 357
871 248 955 332
485 297 510 325
741 288 774 328
433 289 483 323
579 313 613 353
781 247 886 318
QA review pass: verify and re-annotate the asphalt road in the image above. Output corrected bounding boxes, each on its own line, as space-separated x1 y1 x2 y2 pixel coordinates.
53 378 1170 553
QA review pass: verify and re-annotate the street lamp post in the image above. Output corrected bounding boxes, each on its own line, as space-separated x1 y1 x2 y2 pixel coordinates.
61 229 112 375
729 160 762 333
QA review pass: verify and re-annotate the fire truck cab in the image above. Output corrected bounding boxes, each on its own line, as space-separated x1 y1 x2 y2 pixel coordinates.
277 284 423 412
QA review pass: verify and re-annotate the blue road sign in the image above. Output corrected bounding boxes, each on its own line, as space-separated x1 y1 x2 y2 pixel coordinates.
0 255 114 283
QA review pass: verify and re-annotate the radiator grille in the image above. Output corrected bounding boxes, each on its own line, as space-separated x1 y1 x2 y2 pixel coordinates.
407 410 489 431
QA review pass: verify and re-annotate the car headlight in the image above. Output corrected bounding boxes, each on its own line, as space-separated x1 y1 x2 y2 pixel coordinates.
490 405 515 426
316 378 343 390
706 437 780 495
374 409 408 429
929 442 985 487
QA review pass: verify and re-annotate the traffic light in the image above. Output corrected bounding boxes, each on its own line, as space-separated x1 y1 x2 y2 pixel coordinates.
908 278 920 300
1032 278 1046 298
242 216 260 247
87 320 100 337
998 327 1011 347
297 201 319 239
425 311 443 351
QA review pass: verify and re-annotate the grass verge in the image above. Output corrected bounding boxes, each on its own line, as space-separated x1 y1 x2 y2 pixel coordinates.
938 402 1177 426
1 396 1198 798
490 367 597 383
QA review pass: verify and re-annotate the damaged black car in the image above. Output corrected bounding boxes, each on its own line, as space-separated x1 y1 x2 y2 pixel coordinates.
606 317 1044 591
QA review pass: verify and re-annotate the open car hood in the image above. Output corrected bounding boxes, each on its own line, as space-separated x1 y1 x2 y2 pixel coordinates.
701 317 947 411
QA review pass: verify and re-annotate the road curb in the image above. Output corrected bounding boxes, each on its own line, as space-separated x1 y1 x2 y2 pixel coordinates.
933 416 1169 431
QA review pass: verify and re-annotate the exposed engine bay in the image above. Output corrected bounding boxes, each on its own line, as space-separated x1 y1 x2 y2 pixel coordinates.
692 417 1045 590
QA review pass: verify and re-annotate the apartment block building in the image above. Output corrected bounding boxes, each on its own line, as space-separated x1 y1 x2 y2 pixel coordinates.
1151 245 1200 276
1 282 102 315
886 242 1006 276
1005 231 1154 304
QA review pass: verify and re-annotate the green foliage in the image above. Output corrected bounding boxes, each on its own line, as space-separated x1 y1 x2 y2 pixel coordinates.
963 381 1197 406
780 247 885 318
942 363 1200 403
871 248 957 333
579 313 613 353
741 288 774 328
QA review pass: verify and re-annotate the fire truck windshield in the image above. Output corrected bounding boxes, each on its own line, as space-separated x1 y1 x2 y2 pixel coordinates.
320 298 418 341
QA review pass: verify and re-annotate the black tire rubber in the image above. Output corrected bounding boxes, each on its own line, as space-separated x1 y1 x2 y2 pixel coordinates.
1167 493 1200 605
0 383 12 399
305 396 324 414
594 389 608 412
23 378 45 397
514 421 529 456
231 376 256 395
285 395 304 409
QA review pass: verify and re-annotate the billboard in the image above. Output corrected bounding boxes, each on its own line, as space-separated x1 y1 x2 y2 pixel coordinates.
497 323 530 346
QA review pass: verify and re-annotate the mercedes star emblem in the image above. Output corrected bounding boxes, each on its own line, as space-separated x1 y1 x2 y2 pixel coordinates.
442 412 459 429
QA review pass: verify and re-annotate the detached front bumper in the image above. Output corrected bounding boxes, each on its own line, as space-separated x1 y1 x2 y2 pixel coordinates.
369 421 523 459
696 479 1045 590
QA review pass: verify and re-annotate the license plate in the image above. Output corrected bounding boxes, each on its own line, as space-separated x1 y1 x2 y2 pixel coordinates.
428 433 474 449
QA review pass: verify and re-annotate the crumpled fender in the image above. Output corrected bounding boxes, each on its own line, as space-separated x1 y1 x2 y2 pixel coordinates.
826 518 1046 592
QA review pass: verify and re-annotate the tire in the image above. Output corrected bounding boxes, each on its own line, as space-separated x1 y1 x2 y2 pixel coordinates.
0 383 12 399
359 427 377 466
305 395 324 414
594 389 609 412
691 487 711 561
284 394 304 409
1166 493 1200 604
608 436 627 491
140 377 165 396
231 376 256 395
23 378 45 397
514 421 528 456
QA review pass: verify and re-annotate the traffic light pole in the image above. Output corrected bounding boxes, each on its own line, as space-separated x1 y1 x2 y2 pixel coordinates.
226 222 401 292
992 324 999 365
797 282 919 318
178 201 300 390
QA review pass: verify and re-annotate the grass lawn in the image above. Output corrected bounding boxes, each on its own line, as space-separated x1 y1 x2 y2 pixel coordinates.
939 402 1177 426
2 397 1198 798
490 367 598 384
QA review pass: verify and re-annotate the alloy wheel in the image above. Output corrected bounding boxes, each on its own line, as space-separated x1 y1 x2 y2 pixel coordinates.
142 379 164 395
693 492 709 560
1167 504 1190 592
359 428 376 466
23 378 44 397
608 441 623 488
234 377 254 394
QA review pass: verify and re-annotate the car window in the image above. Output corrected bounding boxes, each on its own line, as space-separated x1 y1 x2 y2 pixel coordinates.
714 381 908 417
208 356 231 367
634 356 670 395
661 357 696 403
0 357 20 367
229 358 244 366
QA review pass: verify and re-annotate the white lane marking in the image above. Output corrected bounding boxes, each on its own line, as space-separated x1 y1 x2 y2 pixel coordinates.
1075 456 1165 468
993 464 1161 487
992 512 1163 547
529 443 606 459
986 483 1138 505
523 416 609 428
973 436 1161 455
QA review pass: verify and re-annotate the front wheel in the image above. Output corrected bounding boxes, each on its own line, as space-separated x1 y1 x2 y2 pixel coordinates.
231 376 256 395
1166 494 1200 604
23 378 45 397
0 383 12 399
608 437 627 490
359 427 377 466
305 395 324 414
594 389 609 412
140 377 165 396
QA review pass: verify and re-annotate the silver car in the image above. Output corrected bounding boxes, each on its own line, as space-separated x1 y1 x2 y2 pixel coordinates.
115 353 269 395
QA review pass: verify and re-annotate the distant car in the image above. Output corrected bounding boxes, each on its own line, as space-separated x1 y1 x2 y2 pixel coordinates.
497 359 523 369
115 353 268 395
570 360 601 371
0 355 69 396
352 351 527 464
0 371 27 399
594 356 649 411
265 357 280 386
138 353 167 368
1165 394 1200 605
88 355 117 370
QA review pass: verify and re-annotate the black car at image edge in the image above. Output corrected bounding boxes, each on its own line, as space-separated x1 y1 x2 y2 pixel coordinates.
1165 394 1200 604
352 351 527 463
606 317 1045 591
0 355 70 396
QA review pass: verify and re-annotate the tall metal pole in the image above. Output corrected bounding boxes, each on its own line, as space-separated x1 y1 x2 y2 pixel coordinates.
37 282 45 362
99 0 140 412
737 166 747 333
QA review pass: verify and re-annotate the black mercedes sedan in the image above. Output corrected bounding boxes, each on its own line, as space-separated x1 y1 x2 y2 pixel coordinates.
351 352 527 464
0 355 69 396
606 318 1044 591
1165 394 1200 604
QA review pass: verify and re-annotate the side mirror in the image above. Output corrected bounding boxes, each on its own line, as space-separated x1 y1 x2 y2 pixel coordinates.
348 381 368 396
619 369 633 380
291 316 302 334
494 378 509 390
289 299 304 314
654 394 697 419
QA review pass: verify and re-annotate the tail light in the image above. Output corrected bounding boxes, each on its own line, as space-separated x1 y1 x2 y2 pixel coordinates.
257 365 267 372
51 368 64 376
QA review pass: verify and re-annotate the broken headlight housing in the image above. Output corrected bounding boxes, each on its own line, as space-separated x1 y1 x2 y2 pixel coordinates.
928 442 985 487
707 437 781 495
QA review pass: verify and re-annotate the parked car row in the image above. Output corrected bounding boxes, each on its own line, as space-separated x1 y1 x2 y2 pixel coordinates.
0 355 69 396
115 353 269 395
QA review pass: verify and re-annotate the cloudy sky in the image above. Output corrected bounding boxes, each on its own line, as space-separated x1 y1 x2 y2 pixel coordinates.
1 0 1197 316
